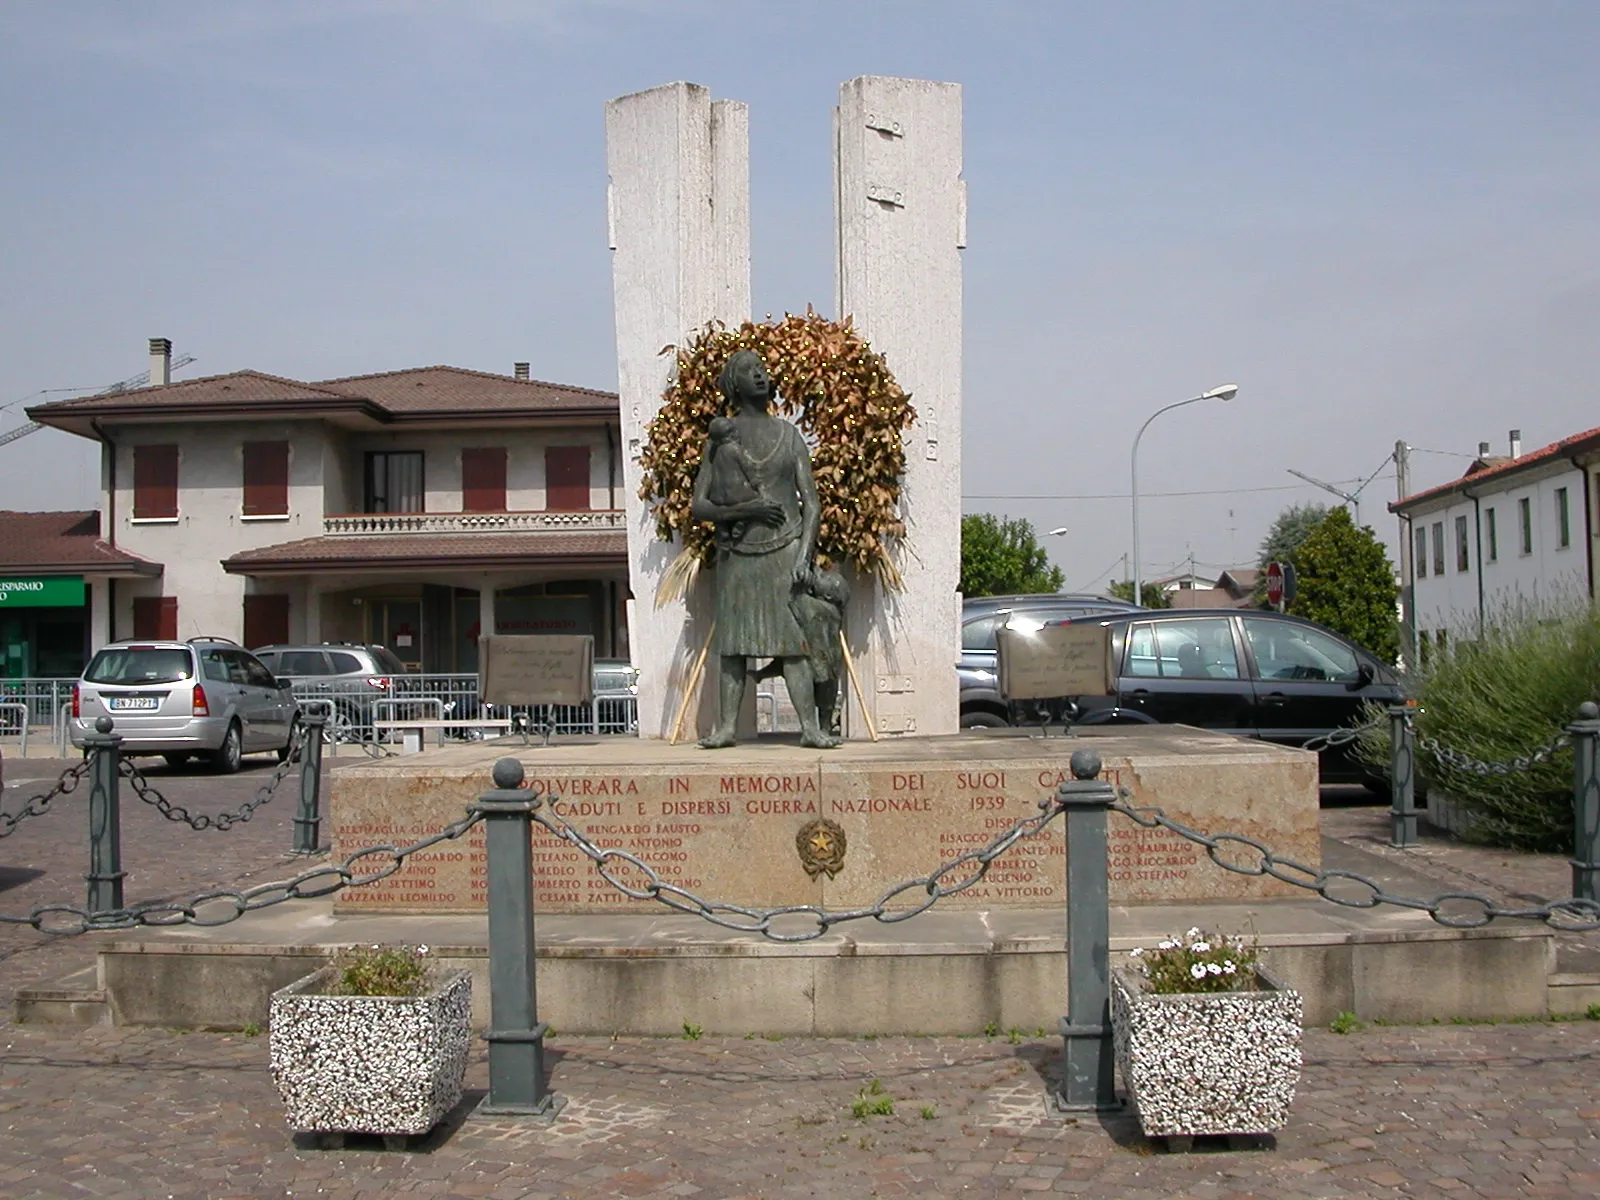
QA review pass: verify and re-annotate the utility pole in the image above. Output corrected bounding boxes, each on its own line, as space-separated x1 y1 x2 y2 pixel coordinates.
1395 440 1414 670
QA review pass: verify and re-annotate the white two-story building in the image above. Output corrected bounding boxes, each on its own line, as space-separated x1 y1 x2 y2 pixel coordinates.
24 339 627 672
1391 426 1600 650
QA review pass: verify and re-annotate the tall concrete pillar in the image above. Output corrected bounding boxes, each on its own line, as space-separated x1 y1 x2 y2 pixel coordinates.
607 83 750 738
834 76 964 737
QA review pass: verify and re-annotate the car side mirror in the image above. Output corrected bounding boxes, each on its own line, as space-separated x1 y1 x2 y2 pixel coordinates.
1347 663 1375 691
276 678 296 691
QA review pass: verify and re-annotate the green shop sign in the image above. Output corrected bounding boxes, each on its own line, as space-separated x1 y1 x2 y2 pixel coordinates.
0 576 85 607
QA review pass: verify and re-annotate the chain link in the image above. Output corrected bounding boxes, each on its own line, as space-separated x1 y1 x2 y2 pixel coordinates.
0 758 92 839
118 726 305 831
532 798 1063 942
0 809 484 934
1110 799 1600 931
1416 729 1571 778
1299 710 1388 754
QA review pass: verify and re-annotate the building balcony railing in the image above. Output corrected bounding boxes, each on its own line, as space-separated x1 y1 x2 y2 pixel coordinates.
323 510 627 536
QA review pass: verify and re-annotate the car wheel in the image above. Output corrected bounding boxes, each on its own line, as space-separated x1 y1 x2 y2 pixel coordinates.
162 752 191 772
960 710 1009 729
278 717 302 764
210 722 243 774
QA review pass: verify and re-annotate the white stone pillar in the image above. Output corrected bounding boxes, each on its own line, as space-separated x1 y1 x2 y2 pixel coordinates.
835 76 964 737
607 82 750 738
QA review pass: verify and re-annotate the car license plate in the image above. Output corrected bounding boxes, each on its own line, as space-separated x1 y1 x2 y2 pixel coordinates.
107 696 159 711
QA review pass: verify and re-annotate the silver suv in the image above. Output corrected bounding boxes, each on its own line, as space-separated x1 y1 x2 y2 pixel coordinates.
71 639 301 772
252 643 410 740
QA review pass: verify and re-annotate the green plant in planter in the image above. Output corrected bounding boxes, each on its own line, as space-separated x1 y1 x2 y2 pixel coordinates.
1128 928 1261 994
330 943 432 997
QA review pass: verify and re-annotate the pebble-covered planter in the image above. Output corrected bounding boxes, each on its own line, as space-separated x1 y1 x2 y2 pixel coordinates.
269 966 472 1137
1111 964 1302 1139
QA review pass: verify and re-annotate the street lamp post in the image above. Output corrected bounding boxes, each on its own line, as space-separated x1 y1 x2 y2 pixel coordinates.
1131 384 1238 606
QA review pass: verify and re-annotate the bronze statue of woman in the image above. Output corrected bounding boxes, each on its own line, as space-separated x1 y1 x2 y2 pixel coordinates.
691 349 841 749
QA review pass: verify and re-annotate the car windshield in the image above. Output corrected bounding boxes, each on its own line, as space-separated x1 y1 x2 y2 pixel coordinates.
85 647 193 685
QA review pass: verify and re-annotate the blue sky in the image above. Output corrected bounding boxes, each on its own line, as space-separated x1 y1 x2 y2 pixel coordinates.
2 1 1596 590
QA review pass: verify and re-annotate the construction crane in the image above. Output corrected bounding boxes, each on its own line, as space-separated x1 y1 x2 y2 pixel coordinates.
0 354 196 448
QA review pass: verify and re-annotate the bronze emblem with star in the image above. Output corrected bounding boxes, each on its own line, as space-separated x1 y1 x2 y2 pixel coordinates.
795 817 848 880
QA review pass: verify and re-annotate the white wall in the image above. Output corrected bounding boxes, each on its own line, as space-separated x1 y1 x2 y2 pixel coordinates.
607 82 751 738
834 76 964 737
112 420 325 641
1409 460 1590 638
106 420 621 643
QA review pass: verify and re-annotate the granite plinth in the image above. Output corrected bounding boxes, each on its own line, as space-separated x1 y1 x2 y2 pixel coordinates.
328 726 1319 915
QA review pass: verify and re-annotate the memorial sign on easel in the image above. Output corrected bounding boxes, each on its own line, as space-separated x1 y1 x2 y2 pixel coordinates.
480 635 594 707
995 623 1115 702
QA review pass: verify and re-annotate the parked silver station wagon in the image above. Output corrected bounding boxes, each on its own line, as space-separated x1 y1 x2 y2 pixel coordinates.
71 638 301 772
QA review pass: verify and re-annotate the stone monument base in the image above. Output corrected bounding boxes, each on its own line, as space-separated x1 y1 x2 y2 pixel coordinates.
328 726 1320 915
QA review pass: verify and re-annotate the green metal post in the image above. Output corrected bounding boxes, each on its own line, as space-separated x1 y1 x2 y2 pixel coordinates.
1388 704 1418 849
1568 701 1600 902
293 715 326 854
82 716 125 915
471 758 562 1117
1055 749 1119 1113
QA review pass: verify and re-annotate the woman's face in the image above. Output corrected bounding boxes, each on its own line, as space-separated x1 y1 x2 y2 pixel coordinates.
731 356 772 407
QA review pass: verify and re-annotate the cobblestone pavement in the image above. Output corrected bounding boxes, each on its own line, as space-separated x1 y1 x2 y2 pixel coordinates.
2 1020 1598 1198
0 755 322 1011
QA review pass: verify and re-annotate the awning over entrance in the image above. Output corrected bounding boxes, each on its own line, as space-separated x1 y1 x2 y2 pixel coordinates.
221 529 627 575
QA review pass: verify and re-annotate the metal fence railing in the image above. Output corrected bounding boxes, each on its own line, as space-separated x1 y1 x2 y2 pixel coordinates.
0 673 639 756
286 673 639 744
0 678 77 752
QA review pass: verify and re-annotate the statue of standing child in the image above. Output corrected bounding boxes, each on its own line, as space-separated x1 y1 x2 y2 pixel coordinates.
691 350 843 749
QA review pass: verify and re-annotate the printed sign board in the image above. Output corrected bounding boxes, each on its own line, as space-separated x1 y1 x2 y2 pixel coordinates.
480 634 594 707
0 576 85 608
996 623 1114 701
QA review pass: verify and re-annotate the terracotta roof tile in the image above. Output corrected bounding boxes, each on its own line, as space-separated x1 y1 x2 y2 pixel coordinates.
223 530 627 572
314 366 616 414
0 511 160 572
1392 425 1600 512
29 370 359 413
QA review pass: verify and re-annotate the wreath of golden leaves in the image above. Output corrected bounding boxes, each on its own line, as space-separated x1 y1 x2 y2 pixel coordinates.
638 312 917 594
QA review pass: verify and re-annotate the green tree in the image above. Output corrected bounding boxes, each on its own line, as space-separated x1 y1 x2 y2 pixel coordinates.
1108 579 1172 608
959 514 1065 597
1289 507 1400 661
1255 502 1329 606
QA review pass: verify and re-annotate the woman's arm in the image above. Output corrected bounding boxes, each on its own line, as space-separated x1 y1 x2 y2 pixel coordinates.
792 429 821 580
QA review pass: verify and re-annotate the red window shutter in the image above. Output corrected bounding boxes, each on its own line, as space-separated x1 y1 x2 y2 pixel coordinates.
133 445 178 519
133 596 179 640
243 442 289 516
545 446 591 511
243 594 290 649
461 448 507 513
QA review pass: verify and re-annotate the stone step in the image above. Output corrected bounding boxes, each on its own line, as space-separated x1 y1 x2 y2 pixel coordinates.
13 964 109 1027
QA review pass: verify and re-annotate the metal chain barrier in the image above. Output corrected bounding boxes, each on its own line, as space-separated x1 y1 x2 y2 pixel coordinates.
117 726 306 831
0 758 92 839
1110 798 1600 931
0 809 484 935
1300 710 1388 754
1417 726 1571 778
531 795 1064 942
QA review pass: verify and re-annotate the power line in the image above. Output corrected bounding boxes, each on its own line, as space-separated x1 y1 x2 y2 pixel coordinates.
965 477 1389 502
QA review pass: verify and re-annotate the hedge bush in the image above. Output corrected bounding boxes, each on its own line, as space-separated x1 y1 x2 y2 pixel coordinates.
1359 601 1600 851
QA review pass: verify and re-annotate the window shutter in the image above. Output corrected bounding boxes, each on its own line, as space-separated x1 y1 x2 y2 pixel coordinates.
243 594 290 649
462 448 508 513
133 596 179 640
545 446 591 511
133 445 179 519
243 442 290 516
